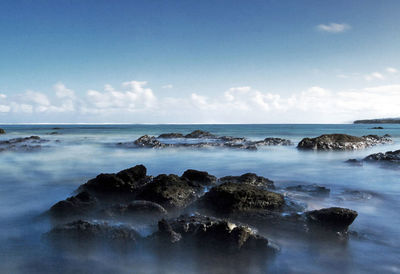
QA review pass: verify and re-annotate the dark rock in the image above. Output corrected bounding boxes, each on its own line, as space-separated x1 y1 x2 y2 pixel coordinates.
219 173 275 189
49 191 98 219
136 174 199 209
346 159 363 166
45 220 141 245
259 137 293 146
218 136 247 142
286 184 330 196
48 131 59 135
184 130 216 138
297 133 391 151
363 149 400 163
150 214 273 253
0 128 5 134
0 136 49 152
354 118 400 124
181 169 217 187
371 127 384 129
134 135 165 148
80 164 150 196
158 133 184 138
197 182 284 215
103 200 167 219
306 207 358 231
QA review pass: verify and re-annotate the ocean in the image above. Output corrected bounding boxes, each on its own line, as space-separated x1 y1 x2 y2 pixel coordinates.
0 124 399 273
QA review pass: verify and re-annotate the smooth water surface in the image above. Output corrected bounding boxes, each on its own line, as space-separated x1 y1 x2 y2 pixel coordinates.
0 124 399 273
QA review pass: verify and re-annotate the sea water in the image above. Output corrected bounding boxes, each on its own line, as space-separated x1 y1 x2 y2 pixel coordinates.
0 124 399 273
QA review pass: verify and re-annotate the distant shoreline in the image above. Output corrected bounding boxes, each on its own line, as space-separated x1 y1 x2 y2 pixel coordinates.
354 118 400 124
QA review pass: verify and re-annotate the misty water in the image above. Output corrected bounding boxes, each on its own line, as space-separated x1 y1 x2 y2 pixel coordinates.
0 124 399 273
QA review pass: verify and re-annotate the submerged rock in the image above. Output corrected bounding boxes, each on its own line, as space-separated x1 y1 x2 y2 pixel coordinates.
197 182 284 215
103 200 167 220
286 184 330 196
45 220 141 245
306 207 358 231
149 214 273 253
0 136 49 152
0 128 5 134
297 133 391 151
371 127 384 129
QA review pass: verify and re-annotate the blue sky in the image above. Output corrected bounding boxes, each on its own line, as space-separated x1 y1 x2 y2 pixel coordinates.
0 0 399 123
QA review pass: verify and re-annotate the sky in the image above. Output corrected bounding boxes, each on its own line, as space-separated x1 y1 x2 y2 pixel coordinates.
0 0 399 124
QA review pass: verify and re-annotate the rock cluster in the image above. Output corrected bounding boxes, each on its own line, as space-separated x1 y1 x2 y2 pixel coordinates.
46 164 359 255
0 136 50 152
119 130 293 150
297 134 392 151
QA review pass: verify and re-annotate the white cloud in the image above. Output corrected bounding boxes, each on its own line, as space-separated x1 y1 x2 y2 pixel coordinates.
364 72 385 81
316 23 350 33
162 84 173 89
386 67 398 74
54 82 75 99
0 94 7 99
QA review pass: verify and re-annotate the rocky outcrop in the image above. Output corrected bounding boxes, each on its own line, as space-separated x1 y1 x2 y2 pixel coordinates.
0 128 5 134
363 149 400 163
49 191 98 219
197 182 284 215
181 169 217 187
306 207 358 231
219 173 275 189
0 136 49 152
118 130 293 151
79 164 151 197
297 134 392 151
149 214 273 253
103 200 167 220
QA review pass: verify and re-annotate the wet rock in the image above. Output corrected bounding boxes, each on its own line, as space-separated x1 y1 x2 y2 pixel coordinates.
48 131 59 135
306 207 358 231
345 159 363 166
184 130 216 138
286 184 330 196
49 191 98 219
0 136 49 152
363 149 400 164
136 174 199 209
219 173 275 189
218 136 247 142
181 169 217 187
197 182 284 215
158 133 184 138
0 128 5 134
103 200 167 219
297 133 392 151
80 164 151 196
134 135 165 148
150 214 272 253
371 127 384 129
45 220 141 245
255 137 293 146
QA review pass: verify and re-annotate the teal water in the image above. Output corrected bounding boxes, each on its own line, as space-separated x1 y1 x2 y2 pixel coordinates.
0 124 399 273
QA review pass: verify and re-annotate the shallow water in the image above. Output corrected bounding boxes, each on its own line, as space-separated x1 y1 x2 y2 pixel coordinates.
0 124 399 273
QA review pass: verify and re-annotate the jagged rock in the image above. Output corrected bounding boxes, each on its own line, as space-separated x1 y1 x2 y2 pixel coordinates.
181 169 217 187
255 138 293 146
158 133 184 138
134 135 165 148
49 191 98 219
149 214 272 253
184 130 216 138
218 136 247 142
364 149 400 163
0 128 5 134
0 136 49 152
286 184 330 196
297 134 392 151
306 207 358 231
80 164 151 196
136 174 199 209
197 182 284 215
371 127 384 129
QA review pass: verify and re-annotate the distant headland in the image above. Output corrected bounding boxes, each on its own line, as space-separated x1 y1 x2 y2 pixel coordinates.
354 118 400 124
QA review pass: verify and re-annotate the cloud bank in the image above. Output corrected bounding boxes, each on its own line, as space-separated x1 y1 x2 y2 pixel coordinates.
317 23 350 33
1 80 400 123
